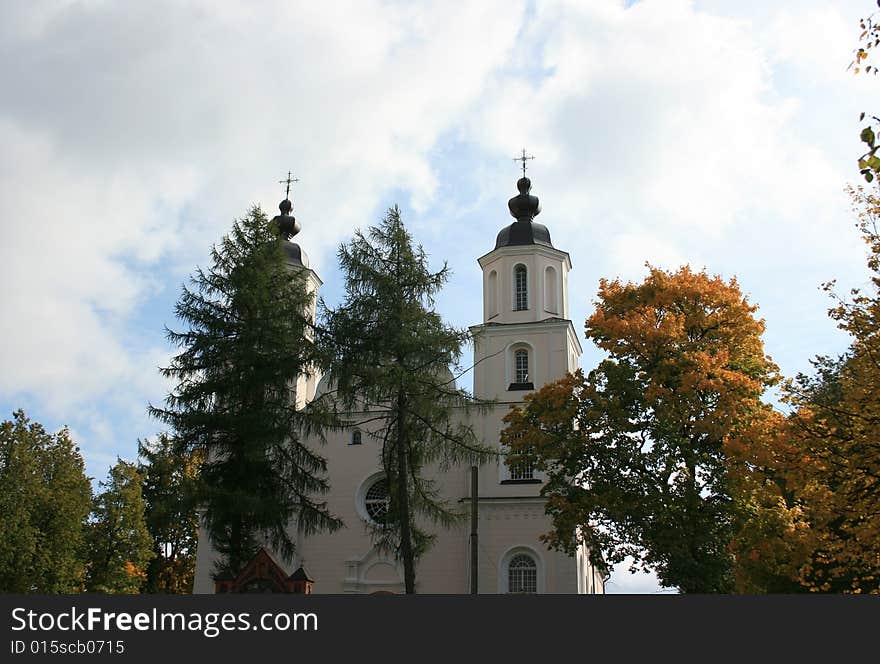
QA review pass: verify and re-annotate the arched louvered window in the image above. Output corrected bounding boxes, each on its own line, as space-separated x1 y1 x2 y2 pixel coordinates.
515 349 529 384
514 264 528 311
544 265 558 313
507 554 538 593
487 270 498 317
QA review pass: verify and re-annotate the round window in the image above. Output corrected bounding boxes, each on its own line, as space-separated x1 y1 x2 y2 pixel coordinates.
364 478 390 524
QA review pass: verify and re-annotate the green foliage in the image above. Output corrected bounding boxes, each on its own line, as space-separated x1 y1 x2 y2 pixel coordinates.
86 459 154 593
859 118 880 183
0 410 92 592
319 205 493 593
851 10 880 183
150 205 341 577
138 434 201 593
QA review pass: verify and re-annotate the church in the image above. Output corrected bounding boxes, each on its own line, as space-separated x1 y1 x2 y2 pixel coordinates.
192 171 606 594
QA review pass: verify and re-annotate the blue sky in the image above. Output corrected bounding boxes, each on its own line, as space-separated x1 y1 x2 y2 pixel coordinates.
1 0 876 593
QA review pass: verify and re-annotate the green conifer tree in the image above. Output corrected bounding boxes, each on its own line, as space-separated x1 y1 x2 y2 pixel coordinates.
319 206 492 593
150 205 341 577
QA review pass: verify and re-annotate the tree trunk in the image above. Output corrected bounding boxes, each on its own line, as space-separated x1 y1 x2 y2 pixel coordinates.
391 224 416 594
684 449 700 594
396 391 416 593
230 517 243 576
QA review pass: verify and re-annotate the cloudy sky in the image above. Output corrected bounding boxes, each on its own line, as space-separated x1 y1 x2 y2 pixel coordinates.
1 0 875 593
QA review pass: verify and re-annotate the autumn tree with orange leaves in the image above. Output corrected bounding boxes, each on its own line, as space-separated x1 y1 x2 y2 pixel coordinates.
728 188 880 595
726 4 880 593
503 266 778 593
724 407 815 593
788 192 880 594
744 187 880 593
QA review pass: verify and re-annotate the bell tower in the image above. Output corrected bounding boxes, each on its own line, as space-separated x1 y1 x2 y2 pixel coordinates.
271 173 323 409
470 175 581 401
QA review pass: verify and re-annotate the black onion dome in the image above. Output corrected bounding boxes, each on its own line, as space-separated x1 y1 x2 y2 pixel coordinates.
495 176 552 249
494 221 553 249
271 197 308 267
508 177 540 220
282 241 309 268
272 198 301 239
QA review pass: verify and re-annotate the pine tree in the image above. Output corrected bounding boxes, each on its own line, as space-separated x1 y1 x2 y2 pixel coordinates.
319 206 492 593
150 205 341 577
0 410 92 592
86 459 154 593
138 434 201 593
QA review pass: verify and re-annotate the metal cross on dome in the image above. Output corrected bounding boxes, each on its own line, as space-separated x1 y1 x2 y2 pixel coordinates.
513 149 534 178
279 170 300 199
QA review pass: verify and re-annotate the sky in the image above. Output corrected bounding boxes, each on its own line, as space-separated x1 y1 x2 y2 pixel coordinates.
0 0 877 594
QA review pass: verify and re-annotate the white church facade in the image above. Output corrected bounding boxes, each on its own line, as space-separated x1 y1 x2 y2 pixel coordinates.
193 175 605 594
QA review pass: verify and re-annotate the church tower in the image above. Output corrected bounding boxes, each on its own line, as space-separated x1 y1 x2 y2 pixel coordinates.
193 172 604 595
193 180 325 594
463 172 599 593
470 175 582 402
270 178 323 409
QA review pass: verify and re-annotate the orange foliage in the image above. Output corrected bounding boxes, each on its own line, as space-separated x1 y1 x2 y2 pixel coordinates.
730 187 880 594
783 187 880 593
504 266 779 593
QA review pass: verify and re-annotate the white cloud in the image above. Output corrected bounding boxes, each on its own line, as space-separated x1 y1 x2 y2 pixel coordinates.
605 558 673 594
0 0 532 485
6 0 864 418
0 0 525 415
459 0 868 378
608 231 695 280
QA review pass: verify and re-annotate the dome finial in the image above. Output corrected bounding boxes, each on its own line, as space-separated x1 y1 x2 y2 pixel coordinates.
272 170 301 239
508 150 541 222
512 148 534 178
279 170 299 200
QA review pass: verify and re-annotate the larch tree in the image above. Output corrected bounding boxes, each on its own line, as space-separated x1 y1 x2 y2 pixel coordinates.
86 459 154 593
0 410 92 592
150 205 342 578
319 206 492 594
503 266 778 593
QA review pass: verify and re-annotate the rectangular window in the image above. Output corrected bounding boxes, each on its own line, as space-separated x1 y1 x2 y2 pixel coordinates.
509 568 537 593
509 455 535 481
508 432 534 481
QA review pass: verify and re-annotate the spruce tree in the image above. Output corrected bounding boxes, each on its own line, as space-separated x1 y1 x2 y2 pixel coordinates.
150 205 341 577
320 206 492 593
